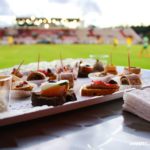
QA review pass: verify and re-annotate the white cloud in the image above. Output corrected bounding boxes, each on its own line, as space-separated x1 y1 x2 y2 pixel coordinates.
1 0 150 27
96 0 150 27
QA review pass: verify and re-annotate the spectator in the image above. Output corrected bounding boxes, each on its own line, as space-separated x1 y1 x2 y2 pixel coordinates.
139 36 149 58
7 36 14 46
113 37 119 47
126 36 133 49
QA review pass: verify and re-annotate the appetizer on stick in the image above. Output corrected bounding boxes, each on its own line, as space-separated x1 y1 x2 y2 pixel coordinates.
31 80 77 106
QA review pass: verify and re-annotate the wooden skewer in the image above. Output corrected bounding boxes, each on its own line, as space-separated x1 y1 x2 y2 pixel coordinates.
16 60 24 72
110 51 112 66
59 51 64 71
37 53 40 70
128 50 131 73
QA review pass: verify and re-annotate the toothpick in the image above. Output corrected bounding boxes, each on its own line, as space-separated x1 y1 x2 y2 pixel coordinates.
37 53 40 70
59 51 64 71
17 60 24 72
110 50 112 66
128 50 131 73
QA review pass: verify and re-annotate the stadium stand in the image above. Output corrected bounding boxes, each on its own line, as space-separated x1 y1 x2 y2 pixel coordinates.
0 27 141 45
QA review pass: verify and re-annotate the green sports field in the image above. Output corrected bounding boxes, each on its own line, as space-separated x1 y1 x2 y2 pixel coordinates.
0 44 149 69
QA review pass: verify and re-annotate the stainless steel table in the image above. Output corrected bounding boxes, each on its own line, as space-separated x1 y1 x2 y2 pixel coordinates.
0 67 150 150
0 98 150 149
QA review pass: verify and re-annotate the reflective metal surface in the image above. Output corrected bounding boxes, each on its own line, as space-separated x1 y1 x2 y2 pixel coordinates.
0 99 150 149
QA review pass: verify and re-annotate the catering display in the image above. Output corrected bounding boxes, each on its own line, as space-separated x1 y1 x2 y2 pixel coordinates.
0 58 149 126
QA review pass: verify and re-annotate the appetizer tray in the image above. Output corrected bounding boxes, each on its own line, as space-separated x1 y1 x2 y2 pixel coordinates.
0 60 149 127
0 77 133 127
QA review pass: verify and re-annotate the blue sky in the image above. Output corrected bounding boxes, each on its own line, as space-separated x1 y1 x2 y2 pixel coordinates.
0 0 150 27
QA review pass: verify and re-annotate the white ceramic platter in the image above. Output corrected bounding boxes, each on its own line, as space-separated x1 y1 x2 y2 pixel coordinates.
0 78 131 127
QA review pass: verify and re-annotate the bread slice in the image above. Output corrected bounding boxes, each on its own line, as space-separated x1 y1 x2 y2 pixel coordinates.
12 81 33 91
11 75 34 91
32 90 77 106
81 86 119 96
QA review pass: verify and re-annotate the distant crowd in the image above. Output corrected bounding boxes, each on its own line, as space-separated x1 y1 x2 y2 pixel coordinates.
0 27 147 45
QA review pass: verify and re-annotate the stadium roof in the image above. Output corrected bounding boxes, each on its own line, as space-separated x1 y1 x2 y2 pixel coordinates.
0 0 150 27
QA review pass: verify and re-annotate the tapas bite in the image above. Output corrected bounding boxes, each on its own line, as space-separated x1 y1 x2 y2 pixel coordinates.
11 60 24 78
81 80 119 96
56 63 79 80
35 68 57 81
46 68 57 81
27 71 46 81
31 80 77 106
105 64 118 75
105 51 118 75
58 72 74 88
11 75 35 98
123 67 141 75
26 54 47 85
120 74 142 88
93 59 104 72
27 71 47 85
88 71 114 82
122 50 141 75
78 62 93 78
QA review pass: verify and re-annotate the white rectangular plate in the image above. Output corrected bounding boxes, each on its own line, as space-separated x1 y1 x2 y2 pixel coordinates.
0 78 144 127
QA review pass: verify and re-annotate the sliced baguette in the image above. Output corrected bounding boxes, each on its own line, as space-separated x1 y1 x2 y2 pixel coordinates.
81 86 119 96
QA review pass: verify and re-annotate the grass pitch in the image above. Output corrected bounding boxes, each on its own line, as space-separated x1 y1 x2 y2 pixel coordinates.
0 44 149 69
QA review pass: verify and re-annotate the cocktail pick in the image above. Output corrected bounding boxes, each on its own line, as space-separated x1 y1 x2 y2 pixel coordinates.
16 60 24 72
37 53 40 71
110 50 113 66
59 51 64 71
128 50 131 73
